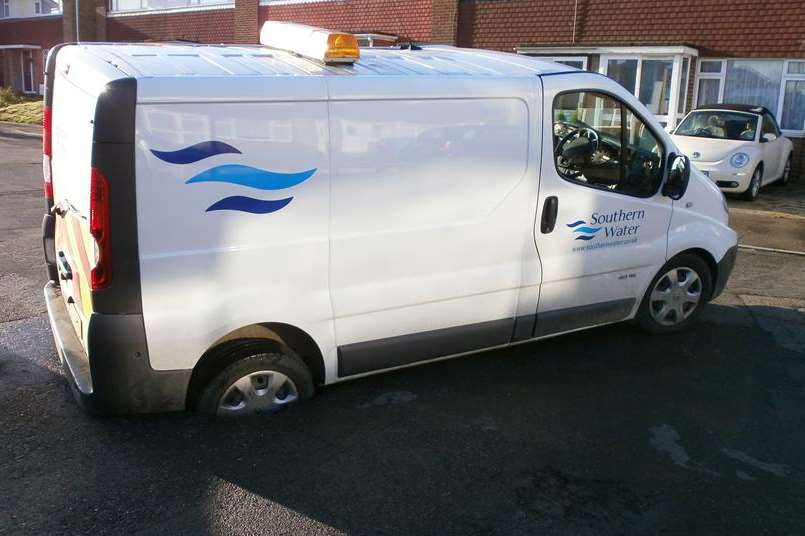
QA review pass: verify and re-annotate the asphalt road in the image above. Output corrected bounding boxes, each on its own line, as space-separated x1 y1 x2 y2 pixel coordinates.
1 122 804 535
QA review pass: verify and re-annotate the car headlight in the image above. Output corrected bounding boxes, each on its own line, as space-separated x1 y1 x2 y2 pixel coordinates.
730 152 750 168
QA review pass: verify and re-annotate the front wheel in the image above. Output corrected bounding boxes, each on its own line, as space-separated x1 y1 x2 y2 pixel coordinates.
637 254 713 334
779 156 792 186
741 166 762 201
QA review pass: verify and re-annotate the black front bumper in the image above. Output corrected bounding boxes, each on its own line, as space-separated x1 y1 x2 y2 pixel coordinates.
711 245 738 300
44 281 192 415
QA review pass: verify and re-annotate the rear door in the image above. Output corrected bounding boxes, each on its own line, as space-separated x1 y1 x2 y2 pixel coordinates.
534 74 673 336
50 59 98 345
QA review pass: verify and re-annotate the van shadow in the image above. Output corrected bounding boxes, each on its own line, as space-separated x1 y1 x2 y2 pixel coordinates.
4 303 805 534
145 302 804 534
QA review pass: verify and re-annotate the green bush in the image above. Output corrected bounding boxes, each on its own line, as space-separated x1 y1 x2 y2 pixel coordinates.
0 86 27 108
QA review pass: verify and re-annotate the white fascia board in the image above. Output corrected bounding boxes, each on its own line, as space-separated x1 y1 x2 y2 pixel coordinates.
516 45 699 57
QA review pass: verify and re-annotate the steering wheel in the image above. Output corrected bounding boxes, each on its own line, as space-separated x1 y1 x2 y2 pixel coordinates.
555 127 600 178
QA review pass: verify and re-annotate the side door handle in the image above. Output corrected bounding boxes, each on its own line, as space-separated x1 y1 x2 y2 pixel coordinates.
541 196 559 234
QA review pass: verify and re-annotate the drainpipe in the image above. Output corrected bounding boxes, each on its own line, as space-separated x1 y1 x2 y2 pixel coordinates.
572 0 578 44
75 0 80 41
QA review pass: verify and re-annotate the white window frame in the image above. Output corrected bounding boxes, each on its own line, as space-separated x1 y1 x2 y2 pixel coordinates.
260 0 337 4
599 53 692 129
20 50 35 94
540 56 588 70
107 0 233 16
779 60 805 136
2 0 10 18
693 59 726 107
677 56 691 115
693 58 805 137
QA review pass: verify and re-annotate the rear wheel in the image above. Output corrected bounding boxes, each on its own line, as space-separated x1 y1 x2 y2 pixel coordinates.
637 254 712 334
741 166 762 201
195 339 314 416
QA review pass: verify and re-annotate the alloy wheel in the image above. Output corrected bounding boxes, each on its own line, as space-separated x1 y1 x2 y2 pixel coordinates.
217 370 299 416
649 267 703 326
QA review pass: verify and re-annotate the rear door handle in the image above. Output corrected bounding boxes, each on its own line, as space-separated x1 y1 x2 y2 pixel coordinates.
57 251 73 281
51 202 66 217
541 196 558 234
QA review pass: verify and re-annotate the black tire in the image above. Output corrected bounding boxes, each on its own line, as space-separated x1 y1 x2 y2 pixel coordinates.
779 156 792 186
740 166 762 201
636 253 713 334
195 338 314 416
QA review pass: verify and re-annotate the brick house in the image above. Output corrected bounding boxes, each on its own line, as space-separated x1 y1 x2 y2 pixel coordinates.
1 0 803 174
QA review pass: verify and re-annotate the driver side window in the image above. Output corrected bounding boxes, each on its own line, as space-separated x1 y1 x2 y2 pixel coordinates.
762 113 780 138
553 91 665 197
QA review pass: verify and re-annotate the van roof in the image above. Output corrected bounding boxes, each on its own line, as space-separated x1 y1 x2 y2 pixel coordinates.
78 42 570 79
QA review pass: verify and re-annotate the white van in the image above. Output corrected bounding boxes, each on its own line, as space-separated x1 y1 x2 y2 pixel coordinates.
42 25 738 416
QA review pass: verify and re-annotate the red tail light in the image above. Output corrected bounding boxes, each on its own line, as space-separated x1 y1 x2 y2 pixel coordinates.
42 106 53 201
89 167 111 290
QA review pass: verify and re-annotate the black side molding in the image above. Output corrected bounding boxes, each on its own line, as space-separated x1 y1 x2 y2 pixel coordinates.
512 314 536 342
338 317 514 377
337 298 637 378
533 298 635 337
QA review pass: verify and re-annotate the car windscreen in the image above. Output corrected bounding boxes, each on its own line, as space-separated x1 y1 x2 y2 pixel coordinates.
674 111 758 141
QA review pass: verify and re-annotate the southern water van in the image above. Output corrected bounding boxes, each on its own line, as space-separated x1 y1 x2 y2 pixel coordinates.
42 23 738 416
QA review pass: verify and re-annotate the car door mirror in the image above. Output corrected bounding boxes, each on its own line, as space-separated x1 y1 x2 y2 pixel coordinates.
662 153 690 200
762 132 778 142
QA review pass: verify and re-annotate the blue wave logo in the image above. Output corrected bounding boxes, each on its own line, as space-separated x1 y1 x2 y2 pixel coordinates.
151 141 241 164
150 141 315 214
206 196 293 214
185 164 316 191
566 219 602 241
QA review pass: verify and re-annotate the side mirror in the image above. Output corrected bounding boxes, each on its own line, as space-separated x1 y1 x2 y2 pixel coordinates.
663 153 691 200
762 132 777 143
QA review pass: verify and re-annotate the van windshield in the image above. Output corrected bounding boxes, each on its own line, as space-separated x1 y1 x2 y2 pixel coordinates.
674 111 758 141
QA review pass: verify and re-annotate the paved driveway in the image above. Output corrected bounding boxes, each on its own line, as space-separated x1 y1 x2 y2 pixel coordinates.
1 123 804 535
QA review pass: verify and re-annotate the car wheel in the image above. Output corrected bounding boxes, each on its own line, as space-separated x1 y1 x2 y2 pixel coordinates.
637 254 713 334
195 339 314 416
741 166 762 201
779 156 792 186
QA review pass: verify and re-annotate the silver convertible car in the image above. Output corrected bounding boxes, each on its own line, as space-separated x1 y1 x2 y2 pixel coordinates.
671 104 794 201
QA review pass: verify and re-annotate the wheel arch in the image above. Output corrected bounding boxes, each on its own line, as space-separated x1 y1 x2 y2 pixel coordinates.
186 322 325 408
669 247 719 298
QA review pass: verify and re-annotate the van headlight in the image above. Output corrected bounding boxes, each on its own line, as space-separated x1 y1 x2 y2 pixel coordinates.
730 152 750 168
